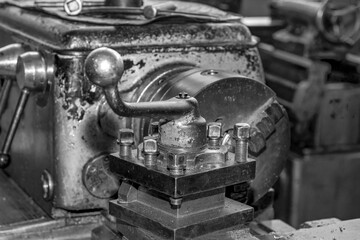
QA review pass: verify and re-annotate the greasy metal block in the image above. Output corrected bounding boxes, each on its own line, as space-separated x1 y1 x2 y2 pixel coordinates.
109 198 253 240
136 188 225 218
108 154 256 198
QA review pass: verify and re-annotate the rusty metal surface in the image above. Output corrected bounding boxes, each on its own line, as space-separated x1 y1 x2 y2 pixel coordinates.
50 50 264 211
9 0 242 26
0 2 254 52
0 0 281 218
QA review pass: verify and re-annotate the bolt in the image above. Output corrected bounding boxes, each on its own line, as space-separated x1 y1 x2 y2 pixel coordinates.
177 92 189 99
149 121 159 137
143 136 159 167
233 123 250 163
64 0 82 16
41 170 54 201
207 122 222 148
170 197 182 208
118 128 134 157
167 153 186 176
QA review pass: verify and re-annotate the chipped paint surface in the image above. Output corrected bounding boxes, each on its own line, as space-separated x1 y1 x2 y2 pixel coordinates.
0 2 267 211
51 46 263 210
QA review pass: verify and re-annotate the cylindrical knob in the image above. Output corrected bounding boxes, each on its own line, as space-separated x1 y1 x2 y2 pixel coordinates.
233 123 250 163
0 44 29 119
0 44 28 77
0 153 10 169
84 47 124 88
16 52 47 91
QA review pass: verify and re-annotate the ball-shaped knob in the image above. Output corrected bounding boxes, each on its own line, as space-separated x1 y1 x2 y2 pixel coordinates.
84 47 124 88
0 153 10 169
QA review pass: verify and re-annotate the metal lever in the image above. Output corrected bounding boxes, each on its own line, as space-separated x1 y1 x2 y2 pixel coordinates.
0 89 30 168
84 47 207 150
0 44 28 118
0 52 48 168
84 47 199 120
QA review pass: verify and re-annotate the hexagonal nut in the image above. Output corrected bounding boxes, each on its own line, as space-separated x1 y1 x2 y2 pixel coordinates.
167 153 186 169
233 123 250 140
143 136 158 154
118 129 134 146
249 128 266 153
207 122 222 139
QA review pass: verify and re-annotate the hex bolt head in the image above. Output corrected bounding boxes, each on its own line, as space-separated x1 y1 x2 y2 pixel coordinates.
118 128 134 157
119 129 134 146
207 122 222 139
233 123 250 140
233 123 250 163
64 0 82 16
143 136 159 167
167 153 186 176
207 122 222 148
143 136 158 154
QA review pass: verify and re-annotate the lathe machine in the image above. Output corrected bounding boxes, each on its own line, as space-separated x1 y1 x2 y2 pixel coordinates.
0 0 292 239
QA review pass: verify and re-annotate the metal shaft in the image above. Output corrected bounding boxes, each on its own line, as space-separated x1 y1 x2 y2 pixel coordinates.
119 145 132 157
0 88 30 168
235 139 248 163
0 79 12 117
144 154 157 168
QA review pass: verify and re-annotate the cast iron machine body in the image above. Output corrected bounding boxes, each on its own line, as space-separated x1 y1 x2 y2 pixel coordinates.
0 0 289 239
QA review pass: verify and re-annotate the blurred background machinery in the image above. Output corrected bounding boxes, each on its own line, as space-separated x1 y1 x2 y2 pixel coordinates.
247 0 360 227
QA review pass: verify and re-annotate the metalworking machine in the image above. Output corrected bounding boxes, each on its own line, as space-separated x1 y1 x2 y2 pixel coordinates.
0 0 292 239
253 0 360 226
